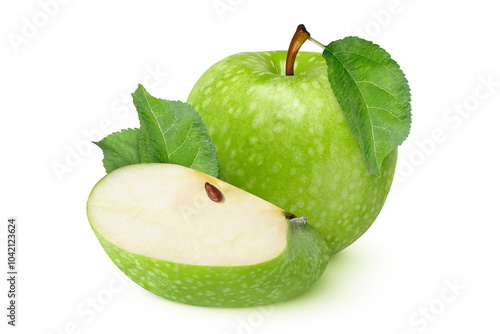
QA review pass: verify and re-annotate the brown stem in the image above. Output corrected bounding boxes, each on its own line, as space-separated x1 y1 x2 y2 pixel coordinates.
286 24 311 76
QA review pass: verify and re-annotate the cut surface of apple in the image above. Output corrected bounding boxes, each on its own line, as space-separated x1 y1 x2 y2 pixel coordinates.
88 164 287 266
87 163 329 307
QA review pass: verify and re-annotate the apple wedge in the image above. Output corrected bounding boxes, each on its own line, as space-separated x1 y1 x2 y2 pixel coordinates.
87 163 328 307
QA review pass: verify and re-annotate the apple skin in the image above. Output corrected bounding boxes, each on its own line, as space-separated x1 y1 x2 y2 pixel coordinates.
91 220 328 307
187 51 397 255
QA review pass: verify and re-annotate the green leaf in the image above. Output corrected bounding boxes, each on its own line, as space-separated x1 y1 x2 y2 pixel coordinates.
94 128 142 173
132 84 218 177
322 36 411 176
94 86 218 177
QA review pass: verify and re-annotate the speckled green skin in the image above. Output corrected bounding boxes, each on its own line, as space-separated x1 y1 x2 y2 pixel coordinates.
187 51 397 255
91 219 328 307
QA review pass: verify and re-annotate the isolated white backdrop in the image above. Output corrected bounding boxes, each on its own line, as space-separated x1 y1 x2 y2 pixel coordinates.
1 0 499 333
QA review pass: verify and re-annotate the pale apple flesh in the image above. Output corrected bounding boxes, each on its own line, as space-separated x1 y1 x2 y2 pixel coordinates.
88 164 287 266
187 51 397 255
87 163 329 307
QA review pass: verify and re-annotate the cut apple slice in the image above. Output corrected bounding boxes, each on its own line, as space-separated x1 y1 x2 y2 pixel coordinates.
87 164 328 307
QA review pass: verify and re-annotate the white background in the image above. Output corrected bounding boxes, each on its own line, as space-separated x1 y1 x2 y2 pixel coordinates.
1 0 499 333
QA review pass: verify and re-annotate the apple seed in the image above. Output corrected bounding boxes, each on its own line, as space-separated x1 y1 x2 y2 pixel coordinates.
205 182 223 202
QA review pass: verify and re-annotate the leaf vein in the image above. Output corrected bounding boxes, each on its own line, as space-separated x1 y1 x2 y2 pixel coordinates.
168 121 195 158
139 86 171 158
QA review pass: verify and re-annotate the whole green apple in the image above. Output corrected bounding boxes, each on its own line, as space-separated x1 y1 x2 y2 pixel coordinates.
187 51 397 254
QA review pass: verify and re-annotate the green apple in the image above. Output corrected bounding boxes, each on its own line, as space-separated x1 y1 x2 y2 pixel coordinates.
187 51 397 254
87 163 329 307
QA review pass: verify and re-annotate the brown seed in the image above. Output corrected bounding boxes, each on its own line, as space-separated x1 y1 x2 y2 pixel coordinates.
205 182 223 202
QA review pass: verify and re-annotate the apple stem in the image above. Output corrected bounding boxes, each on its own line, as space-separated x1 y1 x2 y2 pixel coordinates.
308 36 326 50
289 216 308 225
285 24 310 76
286 25 327 76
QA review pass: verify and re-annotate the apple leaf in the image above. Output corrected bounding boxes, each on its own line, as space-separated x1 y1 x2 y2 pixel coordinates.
94 128 142 173
94 85 218 177
132 84 218 177
322 36 411 176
